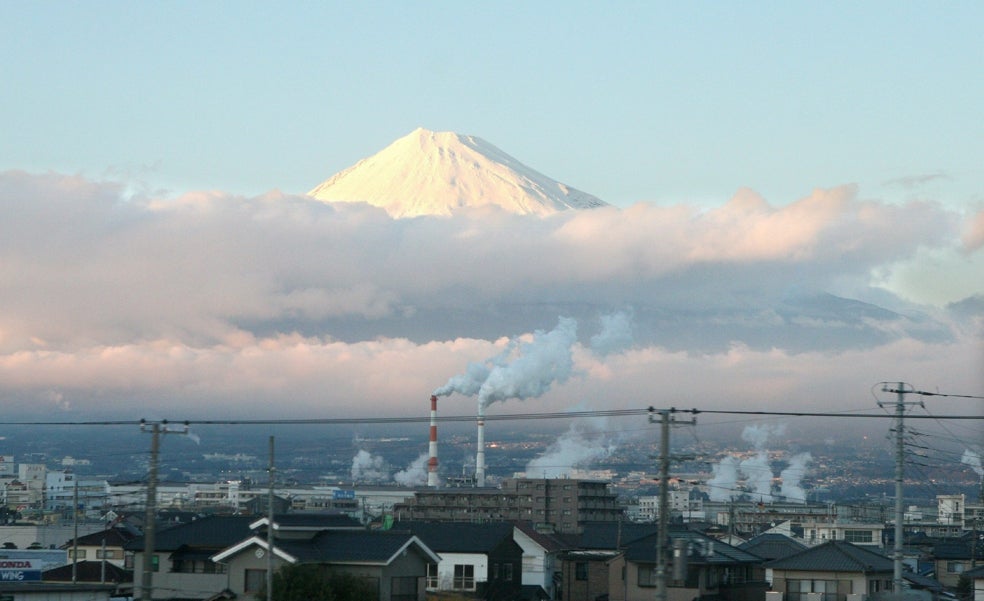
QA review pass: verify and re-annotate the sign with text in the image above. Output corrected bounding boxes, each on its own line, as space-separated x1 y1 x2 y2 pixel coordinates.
0 559 42 581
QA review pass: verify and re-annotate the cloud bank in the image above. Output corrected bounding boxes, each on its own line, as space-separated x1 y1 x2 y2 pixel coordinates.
0 171 980 426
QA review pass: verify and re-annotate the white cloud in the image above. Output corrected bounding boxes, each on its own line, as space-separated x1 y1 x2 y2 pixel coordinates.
0 171 980 428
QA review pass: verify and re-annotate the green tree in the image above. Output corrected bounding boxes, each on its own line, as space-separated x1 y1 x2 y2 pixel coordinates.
258 564 377 601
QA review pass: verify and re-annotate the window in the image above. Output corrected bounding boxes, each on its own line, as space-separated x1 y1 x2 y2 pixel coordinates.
245 569 266 593
491 563 499 579
453 564 475 590
575 562 588 581
426 564 438 589
68 549 87 559
151 554 159 572
844 529 873 543
503 563 513 581
638 564 657 587
96 549 119 559
947 561 965 574
786 579 852 601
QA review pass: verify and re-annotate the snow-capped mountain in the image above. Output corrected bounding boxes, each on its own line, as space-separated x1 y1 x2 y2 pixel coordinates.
308 128 608 217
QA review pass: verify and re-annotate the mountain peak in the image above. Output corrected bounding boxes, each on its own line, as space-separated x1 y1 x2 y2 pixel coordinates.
308 128 608 217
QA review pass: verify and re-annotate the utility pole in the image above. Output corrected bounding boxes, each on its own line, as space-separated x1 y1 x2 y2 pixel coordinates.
267 436 275 601
139 419 190 601
72 477 78 583
649 407 696 601
879 382 922 595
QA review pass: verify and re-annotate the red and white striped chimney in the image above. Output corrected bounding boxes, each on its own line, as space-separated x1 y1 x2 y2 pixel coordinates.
427 395 439 487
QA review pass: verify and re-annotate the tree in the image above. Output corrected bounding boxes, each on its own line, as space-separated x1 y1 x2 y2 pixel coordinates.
955 574 972 601
258 564 377 601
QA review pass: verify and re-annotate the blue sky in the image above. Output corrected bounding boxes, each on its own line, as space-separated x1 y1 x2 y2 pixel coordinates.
3 2 982 209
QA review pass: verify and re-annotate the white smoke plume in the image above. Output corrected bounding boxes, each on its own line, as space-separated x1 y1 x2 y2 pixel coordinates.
394 452 429 486
708 456 740 501
740 453 774 502
434 316 578 410
590 310 634 356
351 449 388 483
962 449 984 477
707 423 809 503
524 420 617 478
741 423 786 450
780 452 812 503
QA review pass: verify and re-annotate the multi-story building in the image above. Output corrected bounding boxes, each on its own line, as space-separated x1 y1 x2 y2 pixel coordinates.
393 478 623 534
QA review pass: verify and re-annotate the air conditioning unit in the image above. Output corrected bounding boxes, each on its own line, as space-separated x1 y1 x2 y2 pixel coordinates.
804 593 824 601
765 591 784 601
845 594 866 601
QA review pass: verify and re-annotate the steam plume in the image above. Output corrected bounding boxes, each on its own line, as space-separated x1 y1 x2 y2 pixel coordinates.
351 449 387 483
590 310 634 356
395 452 429 486
524 419 617 478
963 449 983 477
433 316 578 408
708 456 740 501
780 452 812 503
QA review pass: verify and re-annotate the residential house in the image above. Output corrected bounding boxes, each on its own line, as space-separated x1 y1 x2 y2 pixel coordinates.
395 521 524 601
739 532 808 586
930 537 976 588
558 550 619 601
964 564 984 601
213 527 438 601
203 513 438 601
124 514 255 600
610 528 767 601
765 540 896 601
61 524 137 568
513 522 572 600
800 521 885 548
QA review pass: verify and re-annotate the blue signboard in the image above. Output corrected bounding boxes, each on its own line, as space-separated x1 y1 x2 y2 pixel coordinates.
0 569 41 582
332 489 356 500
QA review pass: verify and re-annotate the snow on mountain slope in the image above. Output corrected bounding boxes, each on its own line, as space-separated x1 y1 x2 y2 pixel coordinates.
308 128 609 217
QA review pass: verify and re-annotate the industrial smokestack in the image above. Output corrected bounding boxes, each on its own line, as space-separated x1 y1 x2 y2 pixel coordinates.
476 405 486 487
427 395 439 488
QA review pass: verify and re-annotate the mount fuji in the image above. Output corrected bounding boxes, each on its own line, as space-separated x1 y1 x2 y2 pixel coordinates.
308 128 608 217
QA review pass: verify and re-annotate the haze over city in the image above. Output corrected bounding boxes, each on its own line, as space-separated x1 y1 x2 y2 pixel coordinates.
0 3 981 458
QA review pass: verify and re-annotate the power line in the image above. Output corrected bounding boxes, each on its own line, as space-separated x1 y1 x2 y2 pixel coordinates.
0 407 980 427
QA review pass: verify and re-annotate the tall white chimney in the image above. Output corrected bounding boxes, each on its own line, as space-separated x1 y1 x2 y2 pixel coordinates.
476 404 486 487
427 395 439 487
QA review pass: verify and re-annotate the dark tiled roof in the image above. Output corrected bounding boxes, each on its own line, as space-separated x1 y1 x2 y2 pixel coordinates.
392 521 514 553
739 533 808 561
125 515 255 552
624 530 762 565
765 541 893 572
43 560 132 583
512 522 575 553
964 565 984 579
277 530 423 564
931 540 973 559
576 523 659 550
66 527 137 547
263 513 362 530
